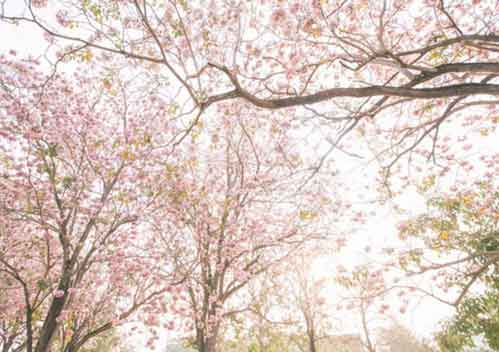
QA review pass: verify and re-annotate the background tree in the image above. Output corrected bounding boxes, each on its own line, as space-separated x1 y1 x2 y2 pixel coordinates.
396 180 499 351
215 269 303 352
78 329 132 352
151 104 341 352
336 264 393 352
277 253 338 352
377 320 434 352
216 260 332 352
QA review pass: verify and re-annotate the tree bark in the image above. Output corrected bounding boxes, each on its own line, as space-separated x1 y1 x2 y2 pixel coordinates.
196 327 219 352
203 62 499 110
34 272 71 352
205 335 217 352
360 300 375 352
308 333 317 352
306 319 317 352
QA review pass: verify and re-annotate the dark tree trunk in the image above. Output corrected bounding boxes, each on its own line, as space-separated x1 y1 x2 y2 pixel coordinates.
196 327 219 352
307 330 317 352
34 273 71 352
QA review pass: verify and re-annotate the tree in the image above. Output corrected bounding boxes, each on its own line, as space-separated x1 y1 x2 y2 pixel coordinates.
150 105 341 352
215 269 303 352
396 180 499 351
378 320 433 352
336 264 394 352
1 0 498 176
277 253 337 352
216 253 337 352
0 54 180 352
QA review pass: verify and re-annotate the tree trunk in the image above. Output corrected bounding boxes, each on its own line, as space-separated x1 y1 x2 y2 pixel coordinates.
34 272 71 352
360 300 375 352
205 335 217 352
196 328 219 352
34 297 65 352
309 339 317 352
304 314 317 352
25 308 33 352
307 330 317 352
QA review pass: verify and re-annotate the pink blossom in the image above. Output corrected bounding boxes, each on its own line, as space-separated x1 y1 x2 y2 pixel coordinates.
397 221 409 231
31 0 48 8
271 8 286 24
53 289 65 298
56 10 71 27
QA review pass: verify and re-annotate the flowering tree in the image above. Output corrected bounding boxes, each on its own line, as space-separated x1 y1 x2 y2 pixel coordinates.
0 54 181 352
1 1 499 351
213 253 336 352
219 252 337 352
149 106 340 352
274 253 336 352
229 272 301 352
335 264 393 352
378 320 433 352
159 114 337 352
1 0 498 176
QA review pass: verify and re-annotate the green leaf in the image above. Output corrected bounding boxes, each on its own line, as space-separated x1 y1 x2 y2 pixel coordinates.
37 279 48 291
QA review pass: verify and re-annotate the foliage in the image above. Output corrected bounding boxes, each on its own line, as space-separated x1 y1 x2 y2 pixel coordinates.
438 292 499 351
397 181 499 351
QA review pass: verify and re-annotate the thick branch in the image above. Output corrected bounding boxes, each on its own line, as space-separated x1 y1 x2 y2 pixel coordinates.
204 63 499 110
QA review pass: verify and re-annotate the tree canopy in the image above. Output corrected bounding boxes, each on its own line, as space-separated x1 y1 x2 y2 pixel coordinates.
1 1 498 352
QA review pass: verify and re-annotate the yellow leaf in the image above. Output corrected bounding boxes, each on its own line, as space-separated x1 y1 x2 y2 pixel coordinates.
479 128 489 136
311 27 322 38
422 103 434 113
102 78 112 89
428 51 442 61
165 163 176 176
168 104 178 115
299 210 318 221
462 195 473 206
82 50 93 62
439 231 449 241
89 4 102 22
120 149 136 161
